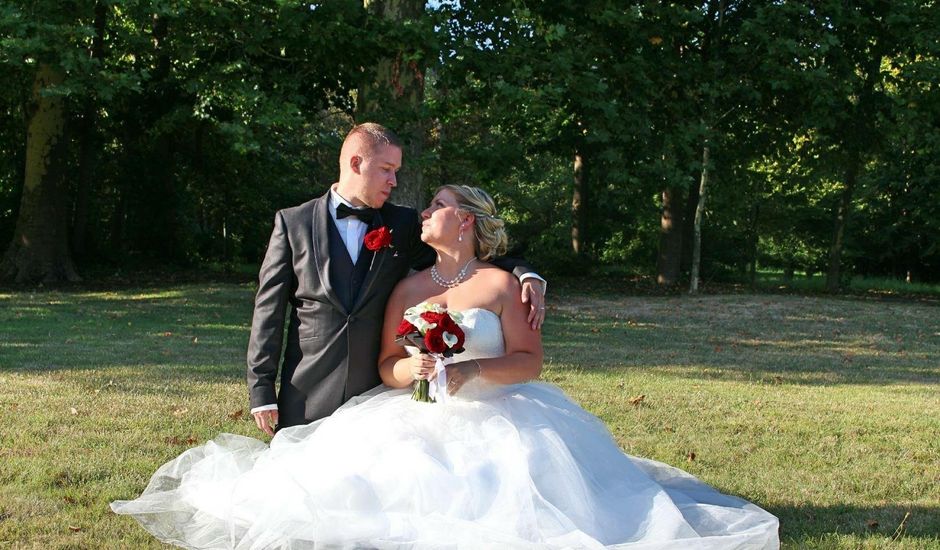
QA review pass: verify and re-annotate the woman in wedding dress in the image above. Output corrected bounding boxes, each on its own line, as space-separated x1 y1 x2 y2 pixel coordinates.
112 185 779 549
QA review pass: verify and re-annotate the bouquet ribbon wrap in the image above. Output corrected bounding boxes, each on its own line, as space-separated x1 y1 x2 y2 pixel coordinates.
428 355 453 403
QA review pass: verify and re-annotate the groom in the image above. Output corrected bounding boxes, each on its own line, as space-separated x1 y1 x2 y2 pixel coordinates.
247 123 545 434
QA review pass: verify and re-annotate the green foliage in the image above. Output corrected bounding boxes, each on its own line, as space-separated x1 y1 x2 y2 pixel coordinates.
0 0 938 282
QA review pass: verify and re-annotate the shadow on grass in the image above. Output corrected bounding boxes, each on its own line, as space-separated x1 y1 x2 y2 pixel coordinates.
4 286 939 389
1 285 254 391
769 503 940 545
541 301 940 386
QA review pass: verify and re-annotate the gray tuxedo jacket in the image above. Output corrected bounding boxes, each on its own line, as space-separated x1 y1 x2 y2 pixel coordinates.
246 191 531 427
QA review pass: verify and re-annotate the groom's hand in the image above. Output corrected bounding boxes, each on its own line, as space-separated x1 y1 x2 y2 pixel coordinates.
521 280 546 331
253 409 279 436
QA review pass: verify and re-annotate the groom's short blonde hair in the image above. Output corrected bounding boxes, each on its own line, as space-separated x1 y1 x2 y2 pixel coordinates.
343 123 402 159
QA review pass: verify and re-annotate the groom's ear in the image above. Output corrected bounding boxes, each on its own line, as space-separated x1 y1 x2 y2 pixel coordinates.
349 155 363 174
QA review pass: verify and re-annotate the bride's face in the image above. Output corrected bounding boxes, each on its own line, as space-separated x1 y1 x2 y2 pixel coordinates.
420 189 466 245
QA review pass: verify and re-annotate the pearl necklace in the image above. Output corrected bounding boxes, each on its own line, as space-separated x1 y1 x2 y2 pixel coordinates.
431 257 477 289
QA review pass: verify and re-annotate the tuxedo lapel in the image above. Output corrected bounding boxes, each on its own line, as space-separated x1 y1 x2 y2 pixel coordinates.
311 193 348 314
352 211 388 313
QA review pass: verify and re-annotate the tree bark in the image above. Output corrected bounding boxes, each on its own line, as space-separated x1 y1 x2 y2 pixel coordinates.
571 151 587 257
1 64 80 283
689 139 710 293
826 149 860 292
656 186 684 285
357 0 427 210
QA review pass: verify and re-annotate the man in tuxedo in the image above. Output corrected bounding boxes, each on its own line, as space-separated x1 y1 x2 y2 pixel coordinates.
247 123 545 434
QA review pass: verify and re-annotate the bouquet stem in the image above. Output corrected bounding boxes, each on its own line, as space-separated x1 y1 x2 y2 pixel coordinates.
412 379 434 403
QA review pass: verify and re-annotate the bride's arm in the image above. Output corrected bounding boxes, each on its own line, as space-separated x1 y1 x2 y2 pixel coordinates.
449 274 543 392
378 282 437 388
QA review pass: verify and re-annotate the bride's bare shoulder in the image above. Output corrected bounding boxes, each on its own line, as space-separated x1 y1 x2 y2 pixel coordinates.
476 263 521 295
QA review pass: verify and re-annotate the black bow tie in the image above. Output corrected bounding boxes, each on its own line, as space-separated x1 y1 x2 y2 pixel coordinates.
336 203 377 223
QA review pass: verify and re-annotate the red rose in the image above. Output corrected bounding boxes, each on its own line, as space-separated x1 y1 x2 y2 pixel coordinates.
423 329 447 354
364 226 393 251
420 311 446 326
420 313 465 355
438 315 465 352
396 319 418 337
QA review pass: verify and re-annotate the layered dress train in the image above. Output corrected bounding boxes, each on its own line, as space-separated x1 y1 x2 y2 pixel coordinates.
112 308 779 549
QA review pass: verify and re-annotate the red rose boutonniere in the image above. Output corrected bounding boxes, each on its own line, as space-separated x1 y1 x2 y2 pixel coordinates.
364 226 393 251
363 226 393 271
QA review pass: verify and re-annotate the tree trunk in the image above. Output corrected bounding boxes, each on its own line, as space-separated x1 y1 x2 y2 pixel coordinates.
689 0 724 294
689 139 710 293
357 0 427 210
826 150 860 292
71 0 108 259
681 172 699 273
571 151 587 257
1 64 80 283
747 202 759 286
656 186 684 285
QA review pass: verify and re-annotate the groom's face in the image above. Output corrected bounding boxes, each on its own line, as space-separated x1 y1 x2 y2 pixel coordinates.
350 144 402 208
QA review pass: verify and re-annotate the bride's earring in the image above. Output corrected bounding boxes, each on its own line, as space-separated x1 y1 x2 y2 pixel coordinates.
458 225 464 242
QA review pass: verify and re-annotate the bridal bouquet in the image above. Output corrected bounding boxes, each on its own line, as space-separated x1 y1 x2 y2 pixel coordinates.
395 302 466 402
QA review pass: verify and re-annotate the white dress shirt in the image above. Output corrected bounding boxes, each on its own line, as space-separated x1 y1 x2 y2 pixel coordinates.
328 188 369 264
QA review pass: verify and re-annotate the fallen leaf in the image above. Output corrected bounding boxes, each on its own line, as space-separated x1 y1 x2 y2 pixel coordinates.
68 526 81 532
714 346 723 353
186 435 198 444
228 409 244 421
590 328 600 333
686 451 696 462
165 436 183 445
63 495 77 504
172 407 189 417
866 519 879 530
192 337 199 344
70 407 78 416
162 331 173 337
629 394 646 407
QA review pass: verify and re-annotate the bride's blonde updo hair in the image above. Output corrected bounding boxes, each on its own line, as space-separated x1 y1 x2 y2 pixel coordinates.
437 185 508 261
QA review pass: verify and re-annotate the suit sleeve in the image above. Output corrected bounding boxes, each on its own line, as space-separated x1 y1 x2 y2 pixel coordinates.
489 255 537 281
246 211 293 409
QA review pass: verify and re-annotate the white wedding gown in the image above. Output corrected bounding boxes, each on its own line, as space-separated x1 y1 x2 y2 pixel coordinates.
112 308 779 549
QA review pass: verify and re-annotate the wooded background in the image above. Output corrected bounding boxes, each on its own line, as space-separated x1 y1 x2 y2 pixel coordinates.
2 0 937 289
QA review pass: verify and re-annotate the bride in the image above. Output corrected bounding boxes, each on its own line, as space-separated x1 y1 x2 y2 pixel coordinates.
112 185 779 549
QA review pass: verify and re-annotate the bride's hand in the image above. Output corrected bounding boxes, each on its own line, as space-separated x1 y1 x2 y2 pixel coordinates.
404 353 437 381
445 360 482 396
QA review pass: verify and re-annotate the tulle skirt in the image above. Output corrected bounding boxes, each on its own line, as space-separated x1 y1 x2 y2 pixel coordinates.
112 383 779 549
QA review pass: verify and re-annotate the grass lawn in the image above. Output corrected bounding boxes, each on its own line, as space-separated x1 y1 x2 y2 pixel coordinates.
1 284 938 549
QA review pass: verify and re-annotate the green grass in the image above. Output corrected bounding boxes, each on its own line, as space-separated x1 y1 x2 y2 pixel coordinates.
1 285 938 549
